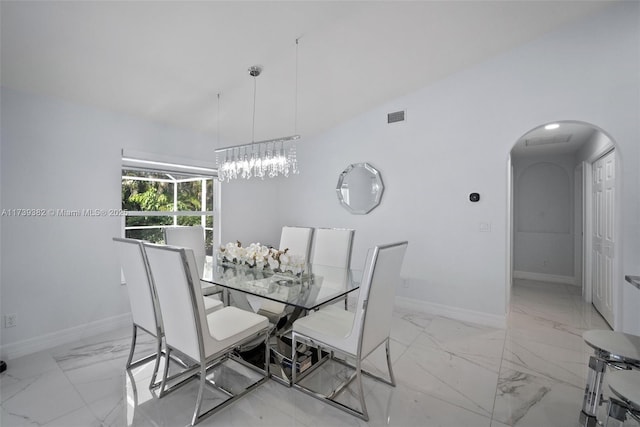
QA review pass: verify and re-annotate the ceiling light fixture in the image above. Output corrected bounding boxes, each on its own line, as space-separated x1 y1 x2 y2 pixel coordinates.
215 40 301 182
545 123 560 130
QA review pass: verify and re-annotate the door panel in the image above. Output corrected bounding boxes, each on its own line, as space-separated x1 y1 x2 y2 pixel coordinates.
592 150 615 326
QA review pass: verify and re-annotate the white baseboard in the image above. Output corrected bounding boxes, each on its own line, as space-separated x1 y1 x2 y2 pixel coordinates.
395 297 507 329
513 270 577 286
0 313 132 361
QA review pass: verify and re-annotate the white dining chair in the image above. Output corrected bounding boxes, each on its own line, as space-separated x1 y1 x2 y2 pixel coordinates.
291 241 408 421
143 242 271 426
164 225 207 275
113 237 164 389
279 226 314 260
309 227 355 310
258 226 314 324
164 225 224 312
310 227 354 268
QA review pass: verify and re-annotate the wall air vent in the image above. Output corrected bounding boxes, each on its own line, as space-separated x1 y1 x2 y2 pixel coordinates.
387 110 405 124
524 134 572 147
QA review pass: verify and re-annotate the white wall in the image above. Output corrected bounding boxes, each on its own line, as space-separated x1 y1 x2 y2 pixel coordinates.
0 88 251 358
512 154 576 282
219 178 280 247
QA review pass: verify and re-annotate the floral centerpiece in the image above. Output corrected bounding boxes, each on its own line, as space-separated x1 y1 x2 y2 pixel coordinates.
218 241 306 275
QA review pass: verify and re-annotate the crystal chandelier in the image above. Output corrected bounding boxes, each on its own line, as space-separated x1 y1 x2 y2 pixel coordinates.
215 133 300 181
216 41 301 182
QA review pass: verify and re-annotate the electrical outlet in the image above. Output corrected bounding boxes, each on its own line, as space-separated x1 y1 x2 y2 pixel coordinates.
5 314 17 328
479 222 491 232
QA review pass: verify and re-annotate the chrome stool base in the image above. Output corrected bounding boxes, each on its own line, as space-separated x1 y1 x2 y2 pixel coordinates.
579 330 640 427
604 369 640 427
581 356 608 421
605 398 628 427
578 410 599 427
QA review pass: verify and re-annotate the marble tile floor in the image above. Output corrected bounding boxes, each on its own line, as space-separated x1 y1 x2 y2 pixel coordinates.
1 279 631 427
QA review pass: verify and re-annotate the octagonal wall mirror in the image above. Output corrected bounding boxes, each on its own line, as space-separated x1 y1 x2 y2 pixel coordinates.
336 163 384 214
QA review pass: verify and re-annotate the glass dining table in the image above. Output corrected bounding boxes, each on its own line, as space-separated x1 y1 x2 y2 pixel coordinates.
201 260 361 385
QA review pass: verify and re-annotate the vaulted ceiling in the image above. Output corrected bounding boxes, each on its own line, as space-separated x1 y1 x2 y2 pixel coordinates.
0 1 614 146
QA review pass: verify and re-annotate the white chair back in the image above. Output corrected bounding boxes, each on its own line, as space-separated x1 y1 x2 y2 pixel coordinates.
144 243 205 362
255 227 314 320
164 226 206 277
113 237 159 335
279 226 313 261
308 264 351 302
354 242 408 358
310 228 354 268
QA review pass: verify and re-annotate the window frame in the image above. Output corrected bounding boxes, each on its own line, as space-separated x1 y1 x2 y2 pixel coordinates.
120 153 221 255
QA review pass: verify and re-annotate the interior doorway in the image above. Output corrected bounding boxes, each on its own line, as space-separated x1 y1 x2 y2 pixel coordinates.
508 121 619 328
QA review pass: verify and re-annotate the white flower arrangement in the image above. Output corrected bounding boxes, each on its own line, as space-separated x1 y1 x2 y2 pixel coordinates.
218 241 306 275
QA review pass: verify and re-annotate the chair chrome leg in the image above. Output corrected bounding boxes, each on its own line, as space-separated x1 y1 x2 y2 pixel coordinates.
125 368 138 409
126 324 138 368
191 363 207 426
264 331 270 378
385 338 396 387
356 358 369 421
291 333 299 386
149 333 163 389
316 345 323 366
158 347 172 397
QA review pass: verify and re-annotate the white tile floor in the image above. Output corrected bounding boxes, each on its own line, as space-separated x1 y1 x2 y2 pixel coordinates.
1 279 627 427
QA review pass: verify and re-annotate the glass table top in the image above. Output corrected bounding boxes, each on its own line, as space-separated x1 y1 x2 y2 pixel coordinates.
202 260 360 311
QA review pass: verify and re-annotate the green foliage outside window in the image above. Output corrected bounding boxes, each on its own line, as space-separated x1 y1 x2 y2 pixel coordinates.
122 169 215 251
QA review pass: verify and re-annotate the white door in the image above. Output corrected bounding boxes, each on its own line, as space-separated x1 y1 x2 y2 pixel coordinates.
574 164 583 289
592 150 615 326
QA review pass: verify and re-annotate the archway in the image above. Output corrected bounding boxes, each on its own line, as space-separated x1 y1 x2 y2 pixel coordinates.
507 121 621 328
